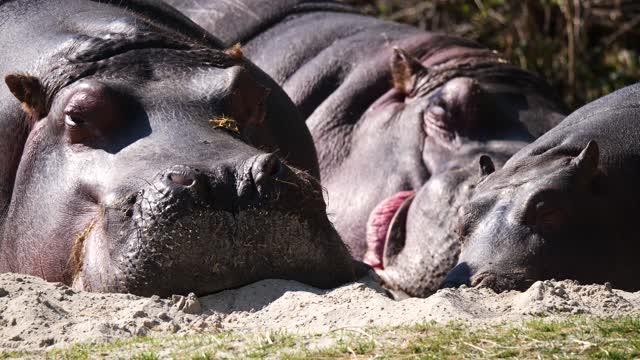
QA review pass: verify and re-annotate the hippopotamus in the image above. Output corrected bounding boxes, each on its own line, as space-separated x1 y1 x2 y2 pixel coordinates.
0 0 362 297
166 0 567 297
443 83 640 292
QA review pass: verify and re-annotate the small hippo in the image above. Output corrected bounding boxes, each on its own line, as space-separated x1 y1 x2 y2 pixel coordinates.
0 0 361 297
166 0 568 297
444 83 640 292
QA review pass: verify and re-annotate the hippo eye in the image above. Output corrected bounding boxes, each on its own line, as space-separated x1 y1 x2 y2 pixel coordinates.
64 114 84 127
533 201 568 233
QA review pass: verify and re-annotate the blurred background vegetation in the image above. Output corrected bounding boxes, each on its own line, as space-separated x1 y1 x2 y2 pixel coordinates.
340 0 639 110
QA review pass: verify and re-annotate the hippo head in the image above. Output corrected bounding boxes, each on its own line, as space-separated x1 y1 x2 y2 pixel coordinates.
353 48 561 297
363 146 521 298
332 48 533 258
388 48 487 153
0 38 357 296
443 141 605 292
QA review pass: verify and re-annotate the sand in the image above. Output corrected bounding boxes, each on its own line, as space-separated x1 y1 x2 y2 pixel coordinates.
0 272 638 352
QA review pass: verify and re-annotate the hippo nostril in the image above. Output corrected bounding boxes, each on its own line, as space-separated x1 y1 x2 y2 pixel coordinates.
169 173 195 187
252 154 283 186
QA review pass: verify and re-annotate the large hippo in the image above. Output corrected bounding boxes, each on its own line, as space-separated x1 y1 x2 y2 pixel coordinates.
0 0 362 297
444 83 640 292
165 0 568 297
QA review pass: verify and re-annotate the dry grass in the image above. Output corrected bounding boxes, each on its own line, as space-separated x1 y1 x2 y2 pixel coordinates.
341 0 640 110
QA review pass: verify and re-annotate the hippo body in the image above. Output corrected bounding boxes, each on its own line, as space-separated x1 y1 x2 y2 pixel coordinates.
446 83 640 292
0 0 360 296
167 0 568 297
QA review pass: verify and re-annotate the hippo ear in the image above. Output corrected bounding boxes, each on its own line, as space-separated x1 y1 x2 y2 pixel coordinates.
224 43 244 60
572 140 600 176
479 155 495 177
390 47 428 95
5 73 47 119
226 68 271 127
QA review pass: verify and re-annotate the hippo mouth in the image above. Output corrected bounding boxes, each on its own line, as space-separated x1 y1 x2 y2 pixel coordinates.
471 272 537 292
85 199 353 297
363 191 416 270
74 165 357 297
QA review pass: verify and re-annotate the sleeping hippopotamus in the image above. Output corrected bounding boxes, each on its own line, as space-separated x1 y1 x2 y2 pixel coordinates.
166 0 568 297
444 83 640 292
0 0 361 297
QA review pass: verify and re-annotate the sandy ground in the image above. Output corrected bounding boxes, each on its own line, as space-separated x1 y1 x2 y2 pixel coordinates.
0 272 638 352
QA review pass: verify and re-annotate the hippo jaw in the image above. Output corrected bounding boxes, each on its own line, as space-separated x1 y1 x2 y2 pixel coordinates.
75 171 350 297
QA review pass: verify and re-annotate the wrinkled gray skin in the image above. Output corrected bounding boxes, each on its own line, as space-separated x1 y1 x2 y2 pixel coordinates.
167 0 567 297
444 83 640 292
0 0 362 297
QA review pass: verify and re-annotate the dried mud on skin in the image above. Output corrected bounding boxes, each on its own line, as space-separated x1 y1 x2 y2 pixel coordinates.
0 273 638 352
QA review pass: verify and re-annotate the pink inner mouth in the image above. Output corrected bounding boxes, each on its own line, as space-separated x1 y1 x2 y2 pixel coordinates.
363 191 416 270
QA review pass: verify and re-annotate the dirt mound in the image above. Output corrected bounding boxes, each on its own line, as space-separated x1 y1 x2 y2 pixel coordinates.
0 273 638 351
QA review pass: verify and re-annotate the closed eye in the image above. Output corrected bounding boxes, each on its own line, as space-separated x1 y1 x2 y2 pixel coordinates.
65 114 84 127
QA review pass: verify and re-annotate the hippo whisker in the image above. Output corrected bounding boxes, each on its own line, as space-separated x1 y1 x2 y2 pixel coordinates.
273 178 299 189
289 167 326 200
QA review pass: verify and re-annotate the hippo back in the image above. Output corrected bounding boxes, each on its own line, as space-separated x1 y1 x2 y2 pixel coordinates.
507 83 640 167
166 0 565 165
162 0 358 45
504 83 640 218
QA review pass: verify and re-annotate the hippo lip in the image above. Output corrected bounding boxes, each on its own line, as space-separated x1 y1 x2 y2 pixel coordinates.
471 271 535 292
363 191 416 270
106 198 344 296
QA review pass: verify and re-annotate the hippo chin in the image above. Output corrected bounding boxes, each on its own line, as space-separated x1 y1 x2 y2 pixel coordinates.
444 83 640 292
0 0 359 297
168 0 567 297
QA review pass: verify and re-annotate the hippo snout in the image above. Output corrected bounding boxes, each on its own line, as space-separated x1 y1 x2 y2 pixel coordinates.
134 153 291 217
441 261 536 292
